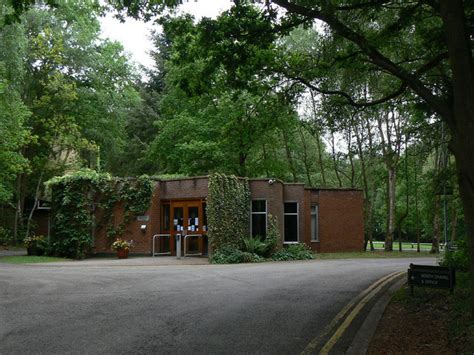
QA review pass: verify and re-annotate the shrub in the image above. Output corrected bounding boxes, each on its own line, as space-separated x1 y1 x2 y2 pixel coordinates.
0 226 12 246
242 236 268 256
441 238 469 271
272 243 314 261
209 246 245 264
23 235 48 255
209 245 264 264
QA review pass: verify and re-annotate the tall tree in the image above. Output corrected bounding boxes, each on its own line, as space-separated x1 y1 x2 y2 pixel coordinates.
110 0 474 311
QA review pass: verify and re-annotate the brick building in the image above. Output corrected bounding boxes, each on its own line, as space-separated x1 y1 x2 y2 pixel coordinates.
92 176 364 256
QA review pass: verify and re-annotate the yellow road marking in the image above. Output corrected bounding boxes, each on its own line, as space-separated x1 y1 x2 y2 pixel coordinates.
301 271 405 355
319 271 405 354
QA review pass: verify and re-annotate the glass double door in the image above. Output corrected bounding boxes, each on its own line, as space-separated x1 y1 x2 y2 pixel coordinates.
164 201 207 256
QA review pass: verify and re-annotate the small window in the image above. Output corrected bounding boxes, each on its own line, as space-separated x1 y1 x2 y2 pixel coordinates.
284 202 298 243
251 200 267 238
311 205 319 242
161 204 170 232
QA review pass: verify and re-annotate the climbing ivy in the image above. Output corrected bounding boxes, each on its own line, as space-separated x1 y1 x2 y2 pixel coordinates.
46 169 153 259
265 214 280 255
206 173 250 251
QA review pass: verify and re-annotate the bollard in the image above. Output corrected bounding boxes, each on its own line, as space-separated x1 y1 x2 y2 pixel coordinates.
176 234 181 259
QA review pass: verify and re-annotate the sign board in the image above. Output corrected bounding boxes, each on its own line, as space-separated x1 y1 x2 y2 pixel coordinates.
137 215 150 222
408 264 455 294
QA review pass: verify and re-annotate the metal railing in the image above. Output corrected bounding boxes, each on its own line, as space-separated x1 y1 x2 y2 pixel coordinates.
152 234 171 257
184 234 203 257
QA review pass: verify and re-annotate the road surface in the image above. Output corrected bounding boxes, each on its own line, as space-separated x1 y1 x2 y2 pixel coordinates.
0 257 435 354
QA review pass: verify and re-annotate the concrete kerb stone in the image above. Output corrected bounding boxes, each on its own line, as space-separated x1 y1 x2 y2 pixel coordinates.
345 273 407 354
0 254 210 267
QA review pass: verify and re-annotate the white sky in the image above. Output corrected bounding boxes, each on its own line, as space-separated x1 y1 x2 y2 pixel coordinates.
100 1 233 72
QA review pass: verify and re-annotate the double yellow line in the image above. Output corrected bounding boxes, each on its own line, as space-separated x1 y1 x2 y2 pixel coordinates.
301 271 405 355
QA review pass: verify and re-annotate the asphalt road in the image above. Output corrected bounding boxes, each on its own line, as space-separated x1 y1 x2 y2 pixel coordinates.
0 257 435 354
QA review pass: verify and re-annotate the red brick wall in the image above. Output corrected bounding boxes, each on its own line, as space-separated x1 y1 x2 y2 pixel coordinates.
158 177 208 200
308 189 364 253
91 177 364 255
93 178 209 255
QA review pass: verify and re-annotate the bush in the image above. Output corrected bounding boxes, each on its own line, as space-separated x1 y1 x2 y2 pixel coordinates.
0 226 12 246
209 245 263 264
272 243 314 261
441 238 469 271
242 236 267 256
23 235 48 255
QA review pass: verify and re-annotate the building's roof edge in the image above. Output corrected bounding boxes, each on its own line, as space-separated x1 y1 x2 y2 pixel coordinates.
305 187 363 192
149 175 362 191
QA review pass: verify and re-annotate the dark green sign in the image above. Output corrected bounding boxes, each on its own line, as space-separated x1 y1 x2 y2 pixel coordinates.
407 264 455 294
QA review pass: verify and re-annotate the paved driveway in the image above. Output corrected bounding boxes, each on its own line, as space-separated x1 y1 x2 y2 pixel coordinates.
0 257 435 354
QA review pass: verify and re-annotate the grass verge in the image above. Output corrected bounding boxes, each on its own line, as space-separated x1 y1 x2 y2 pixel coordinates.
371 271 474 353
0 255 70 264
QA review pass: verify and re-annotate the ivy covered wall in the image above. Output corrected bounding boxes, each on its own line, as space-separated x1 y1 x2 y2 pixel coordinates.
206 173 251 251
47 169 152 259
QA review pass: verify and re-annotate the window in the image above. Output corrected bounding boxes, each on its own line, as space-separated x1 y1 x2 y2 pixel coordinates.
311 205 319 242
161 204 170 232
284 202 298 243
251 200 267 238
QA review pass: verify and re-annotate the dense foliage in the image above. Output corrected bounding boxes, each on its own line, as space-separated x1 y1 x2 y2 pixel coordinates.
272 243 314 261
0 2 469 272
0 1 140 244
47 170 152 259
206 173 250 251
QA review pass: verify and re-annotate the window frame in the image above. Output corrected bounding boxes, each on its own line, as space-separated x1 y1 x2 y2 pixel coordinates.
311 204 319 242
251 199 267 238
283 201 299 244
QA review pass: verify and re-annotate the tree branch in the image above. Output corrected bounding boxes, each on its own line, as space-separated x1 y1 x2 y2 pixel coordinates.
271 0 453 121
292 75 407 108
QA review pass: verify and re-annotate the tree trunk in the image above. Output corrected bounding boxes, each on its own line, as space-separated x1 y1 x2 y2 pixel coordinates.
309 90 327 186
13 174 23 245
431 195 441 254
282 129 297 182
439 0 474 315
25 171 44 238
315 130 327 186
450 207 457 243
414 157 421 253
385 166 396 251
330 131 342 187
261 143 270 177
298 125 313 186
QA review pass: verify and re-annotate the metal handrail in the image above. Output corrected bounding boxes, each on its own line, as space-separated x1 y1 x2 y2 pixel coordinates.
152 234 171 257
184 234 203 257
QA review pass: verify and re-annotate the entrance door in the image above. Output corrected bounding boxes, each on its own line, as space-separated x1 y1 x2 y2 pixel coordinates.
167 200 206 256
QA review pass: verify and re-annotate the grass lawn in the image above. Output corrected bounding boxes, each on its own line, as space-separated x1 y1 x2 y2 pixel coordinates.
0 255 70 264
372 241 434 251
314 250 435 259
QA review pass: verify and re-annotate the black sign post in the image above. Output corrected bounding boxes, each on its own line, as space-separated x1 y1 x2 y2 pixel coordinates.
407 264 455 295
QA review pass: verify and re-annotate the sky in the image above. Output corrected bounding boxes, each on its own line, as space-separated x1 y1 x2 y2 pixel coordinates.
100 1 233 72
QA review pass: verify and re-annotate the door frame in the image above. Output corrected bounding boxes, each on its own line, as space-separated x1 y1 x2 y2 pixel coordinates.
160 199 207 256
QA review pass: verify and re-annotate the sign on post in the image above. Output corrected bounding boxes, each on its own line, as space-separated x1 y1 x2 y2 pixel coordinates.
407 264 455 294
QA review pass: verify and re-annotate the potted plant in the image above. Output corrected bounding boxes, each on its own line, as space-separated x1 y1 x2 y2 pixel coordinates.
111 238 134 259
23 235 47 256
